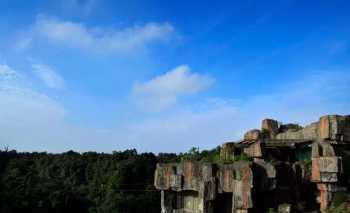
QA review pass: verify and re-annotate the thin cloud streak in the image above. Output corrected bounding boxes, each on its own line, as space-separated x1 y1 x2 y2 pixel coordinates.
32 63 65 90
0 63 349 153
15 15 175 54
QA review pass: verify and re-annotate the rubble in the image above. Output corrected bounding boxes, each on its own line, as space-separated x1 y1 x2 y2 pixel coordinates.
154 114 350 212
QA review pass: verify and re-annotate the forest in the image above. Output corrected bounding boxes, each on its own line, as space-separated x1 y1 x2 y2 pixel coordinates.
0 147 219 213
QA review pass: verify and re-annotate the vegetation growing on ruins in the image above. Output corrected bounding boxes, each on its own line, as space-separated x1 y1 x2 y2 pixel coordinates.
181 146 251 164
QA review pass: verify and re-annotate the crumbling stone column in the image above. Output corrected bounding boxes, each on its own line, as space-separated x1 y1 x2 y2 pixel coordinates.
220 142 235 161
311 142 344 212
319 115 350 141
218 162 253 213
244 129 261 141
262 119 279 139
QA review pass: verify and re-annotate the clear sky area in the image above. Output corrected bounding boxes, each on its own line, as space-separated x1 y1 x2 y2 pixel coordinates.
0 0 350 153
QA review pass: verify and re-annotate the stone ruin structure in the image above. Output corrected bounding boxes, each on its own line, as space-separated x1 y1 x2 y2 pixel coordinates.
154 115 350 213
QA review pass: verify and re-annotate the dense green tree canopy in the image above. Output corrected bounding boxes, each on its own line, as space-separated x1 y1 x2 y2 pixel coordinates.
0 147 219 213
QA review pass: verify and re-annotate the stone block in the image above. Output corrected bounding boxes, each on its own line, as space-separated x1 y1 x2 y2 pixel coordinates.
312 157 341 182
161 190 176 213
244 141 263 158
232 164 253 209
254 159 277 190
154 164 174 190
201 163 214 182
170 174 182 190
182 161 200 190
262 119 279 138
311 142 336 158
278 203 291 213
319 157 341 173
218 164 235 193
275 122 318 140
235 210 249 213
316 184 333 211
220 142 235 161
201 178 216 201
244 129 261 141
319 115 350 141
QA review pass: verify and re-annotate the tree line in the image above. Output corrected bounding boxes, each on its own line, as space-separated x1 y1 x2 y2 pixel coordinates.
0 147 219 213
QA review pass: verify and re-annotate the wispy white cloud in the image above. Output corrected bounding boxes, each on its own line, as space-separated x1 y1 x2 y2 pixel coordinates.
16 15 175 54
32 63 65 90
1 62 349 153
132 65 215 111
125 70 350 153
0 64 17 80
0 63 67 150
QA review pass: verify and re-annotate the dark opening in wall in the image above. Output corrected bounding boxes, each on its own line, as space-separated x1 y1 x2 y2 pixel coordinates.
214 193 232 213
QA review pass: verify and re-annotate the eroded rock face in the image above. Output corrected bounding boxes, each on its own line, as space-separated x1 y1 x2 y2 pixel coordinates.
154 114 350 213
319 115 350 141
220 142 235 162
275 122 319 140
243 142 263 158
155 160 254 213
262 119 279 139
244 129 261 141
274 115 350 142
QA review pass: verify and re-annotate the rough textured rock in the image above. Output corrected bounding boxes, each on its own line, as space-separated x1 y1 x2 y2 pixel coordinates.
154 114 350 213
275 122 319 140
262 119 279 138
154 163 175 190
319 115 350 141
217 164 235 193
275 115 350 141
243 141 263 158
278 203 291 213
312 157 341 182
220 142 235 162
244 129 261 141
311 142 336 158
232 163 253 209
315 184 347 211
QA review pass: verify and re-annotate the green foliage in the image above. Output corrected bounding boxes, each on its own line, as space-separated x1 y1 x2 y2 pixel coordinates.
333 192 348 207
0 146 255 213
267 207 277 213
0 149 160 213
180 146 224 164
326 203 349 213
181 147 201 161
235 152 251 161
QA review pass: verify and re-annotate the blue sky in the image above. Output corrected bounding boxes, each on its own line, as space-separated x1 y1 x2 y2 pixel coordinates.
0 0 350 153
